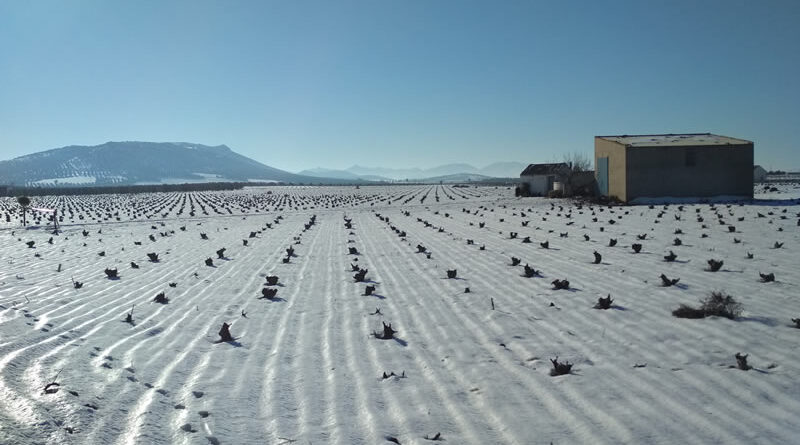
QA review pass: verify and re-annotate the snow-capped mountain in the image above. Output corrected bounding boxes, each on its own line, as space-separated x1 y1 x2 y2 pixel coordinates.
0 142 351 186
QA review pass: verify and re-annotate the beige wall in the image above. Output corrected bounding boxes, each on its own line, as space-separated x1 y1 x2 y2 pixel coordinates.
594 138 627 201
624 144 753 201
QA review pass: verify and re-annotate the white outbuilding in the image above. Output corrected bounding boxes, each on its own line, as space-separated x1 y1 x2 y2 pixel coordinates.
753 165 767 183
519 163 568 196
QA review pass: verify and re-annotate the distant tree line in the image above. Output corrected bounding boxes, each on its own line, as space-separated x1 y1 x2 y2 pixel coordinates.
0 179 510 197
0 181 266 197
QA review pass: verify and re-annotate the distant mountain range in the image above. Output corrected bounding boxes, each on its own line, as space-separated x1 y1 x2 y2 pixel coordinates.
413 173 496 183
0 142 527 188
0 142 359 187
298 161 526 181
294 168 384 181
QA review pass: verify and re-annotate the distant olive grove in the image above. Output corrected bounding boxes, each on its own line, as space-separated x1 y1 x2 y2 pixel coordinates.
0 181 264 197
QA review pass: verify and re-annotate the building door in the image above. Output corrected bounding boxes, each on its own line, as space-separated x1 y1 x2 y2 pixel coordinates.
597 157 609 195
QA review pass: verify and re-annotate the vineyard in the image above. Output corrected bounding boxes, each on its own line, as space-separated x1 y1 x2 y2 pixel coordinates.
1 184 799 445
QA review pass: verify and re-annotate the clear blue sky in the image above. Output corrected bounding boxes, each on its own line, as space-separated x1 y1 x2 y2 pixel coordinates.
1 0 798 172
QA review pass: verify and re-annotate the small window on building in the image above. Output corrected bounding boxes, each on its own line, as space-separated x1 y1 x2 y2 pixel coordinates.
685 149 696 167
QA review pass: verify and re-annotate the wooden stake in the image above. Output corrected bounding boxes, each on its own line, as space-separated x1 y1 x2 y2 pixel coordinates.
491 298 495 310
50 368 62 385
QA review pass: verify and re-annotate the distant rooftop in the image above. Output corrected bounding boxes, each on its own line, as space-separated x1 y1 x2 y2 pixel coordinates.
596 133 752 147
520 162 568 176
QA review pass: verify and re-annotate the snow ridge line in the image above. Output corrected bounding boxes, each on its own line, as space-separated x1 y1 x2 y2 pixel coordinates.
410 207 724 442
355 211 500 444
348 212 416 443
259 214 327 442
389 206 632 442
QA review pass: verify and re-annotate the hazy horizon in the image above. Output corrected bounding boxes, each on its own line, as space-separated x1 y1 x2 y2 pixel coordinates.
2 139 796 176
1 1 798 172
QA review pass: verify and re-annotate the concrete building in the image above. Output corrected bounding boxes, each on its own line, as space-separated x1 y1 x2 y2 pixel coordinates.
519 163 568 196
595 133 753 202
753 165 767 183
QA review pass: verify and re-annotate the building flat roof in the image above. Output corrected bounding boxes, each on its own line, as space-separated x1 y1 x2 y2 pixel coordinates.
596 133 752 147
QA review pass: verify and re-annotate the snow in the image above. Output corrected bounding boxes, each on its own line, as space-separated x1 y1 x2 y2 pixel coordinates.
31 176 97 186
29 174 129 186
135 177 236 185
65 157 92 170
629 195 753 205
754 183 800 201
246 179 280 183
0 185 799 444
192 173 223 179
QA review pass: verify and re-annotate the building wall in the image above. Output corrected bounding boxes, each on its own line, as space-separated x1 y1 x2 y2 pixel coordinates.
624 144 753 201
594 138 628 201
520 174 552 195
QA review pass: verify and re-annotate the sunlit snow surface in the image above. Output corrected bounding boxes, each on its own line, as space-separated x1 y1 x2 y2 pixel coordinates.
0 184 799 444
31 176 98 186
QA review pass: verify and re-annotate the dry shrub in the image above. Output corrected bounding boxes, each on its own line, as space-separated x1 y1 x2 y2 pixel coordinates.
672 305 706 319
701 292 742 319
673 291 742 320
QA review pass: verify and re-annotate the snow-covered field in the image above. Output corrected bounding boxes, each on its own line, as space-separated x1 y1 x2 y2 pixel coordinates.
1 185 799 445
31 176 99 186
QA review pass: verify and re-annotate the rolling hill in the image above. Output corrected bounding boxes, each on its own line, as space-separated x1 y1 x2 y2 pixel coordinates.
0 142 355 186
